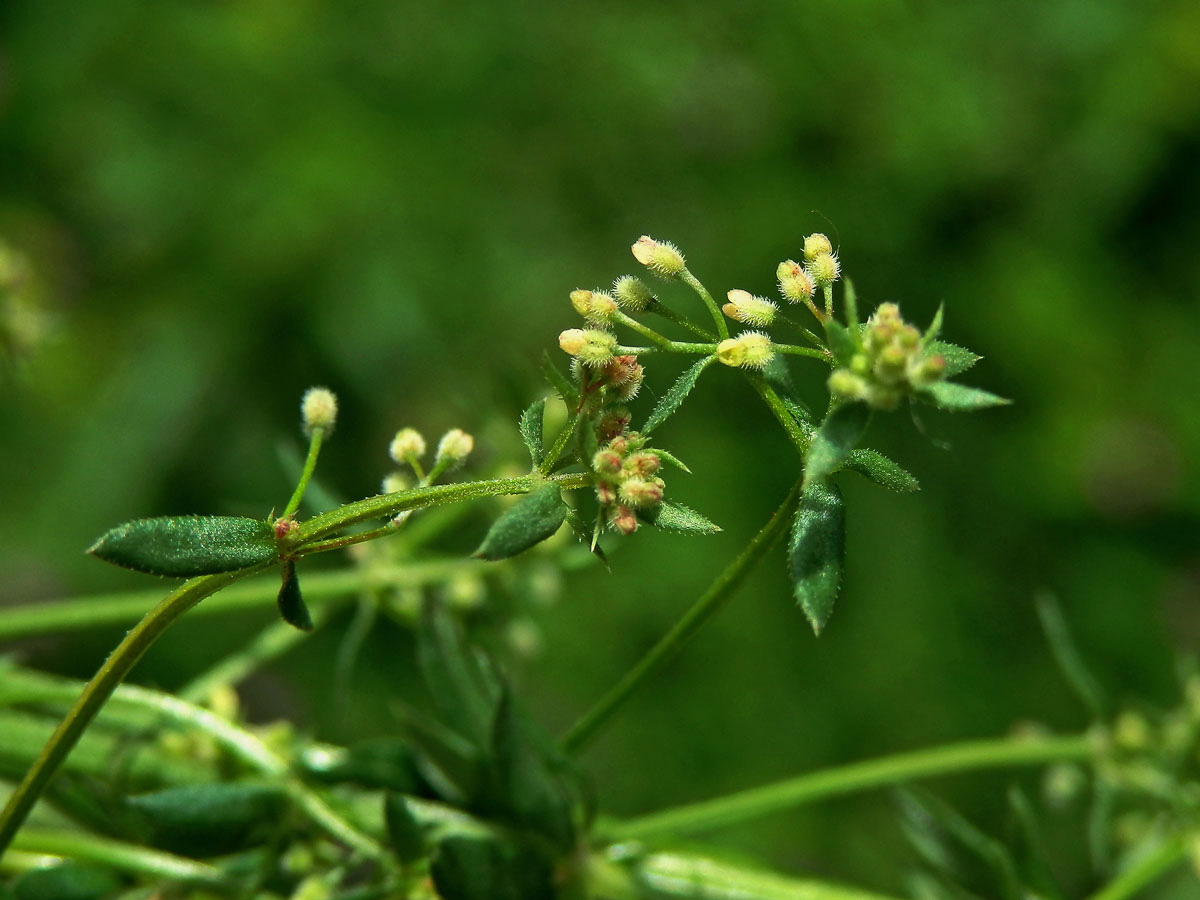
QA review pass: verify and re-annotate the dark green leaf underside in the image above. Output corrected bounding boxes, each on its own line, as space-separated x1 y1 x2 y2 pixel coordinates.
788 480 845 636
639 501 721 535
473 483 567 561
519 398 546 466
804 402 871 488
845 448 920 493
88 515 277 577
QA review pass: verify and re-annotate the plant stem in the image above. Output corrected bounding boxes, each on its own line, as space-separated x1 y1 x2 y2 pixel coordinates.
612 734 1093 839
746 376 811 456
282 427 325 519
539 412 582 475
774 343 832 361
1086 832 1191 900
647 301 716 340
680 268 729 340
615 342 717 356
614 311 674 349
560 479 804 754
10 829 232 889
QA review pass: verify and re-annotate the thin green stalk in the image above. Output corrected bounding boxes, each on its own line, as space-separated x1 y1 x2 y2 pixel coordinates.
647 300 716 340
680 268 729 340
560 480 803 754
746 376 811 456
282 427 325 519
299 522 401 556
539 413 583 475
10 829 232 889
614 311 674 349
613 734 1093 839
1086 832 1191 900
774 343 832 361
615 342 717 355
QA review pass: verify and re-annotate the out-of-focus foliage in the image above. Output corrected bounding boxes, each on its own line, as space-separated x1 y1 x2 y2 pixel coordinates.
1 0 1198 893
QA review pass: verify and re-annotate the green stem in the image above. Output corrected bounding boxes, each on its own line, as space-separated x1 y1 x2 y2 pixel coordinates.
299 522 401 556
774 343 832 361
560 480 803 754
647 301 716 340
746 376 811 456
615 342 717 356
1086 832 1191 900
539 413 583 475
613 734 1093 839
614 311 674 349
680 268 729 340
282 428 325 519
10 829 233 889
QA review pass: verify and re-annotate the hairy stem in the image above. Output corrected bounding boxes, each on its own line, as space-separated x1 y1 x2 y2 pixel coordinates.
10 829 231 889
648 300 716 340
282 427 325 519
1086 832 1191 900
613 734 1093 839
680 268 729 340
539 412 582 475
560 480 803 754
746 375 811 456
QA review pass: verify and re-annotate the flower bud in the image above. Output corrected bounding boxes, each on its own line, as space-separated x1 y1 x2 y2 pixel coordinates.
626 451 661 477
631 235 686 278
610 505 638 536
593 449 623 476
559 328 587 355
381 471 411 494
607 435 630 456
716 331 773 369
723 289 778 327
619 476 664 508
570 289 592 317
389 427 426 462
570 288 617 323
909 353 946 387
828 369 867 401
615 365 644 401
776 260 815 305
613 275 655 311
806 251 840 288
605 355 640 385
435 428 474 467
596 481 617 505
803 233 833 262
596 407 632 443
301 387 338 435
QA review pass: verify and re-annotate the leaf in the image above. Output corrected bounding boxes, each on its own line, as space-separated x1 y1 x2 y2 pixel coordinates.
1007 786 1068 900
564 504 608 568
473 482 568 561
788 480 845 636
300 738 426 793
127 782 288 856
923 303 944 347
1035 592 1108 719
430 834 555 900
844 448 920 493
650 447 691 474
926 340 981 377
384 792 428 865
540 350 578 406
519 399 546 466
276 560 313 631
804 402 871 488
822 318 856 365
638 501 721 535
920 381 1010 411
643 355 715 434
10 862 122 900
88 515 277 577
842 277 860 331
417 600 500 750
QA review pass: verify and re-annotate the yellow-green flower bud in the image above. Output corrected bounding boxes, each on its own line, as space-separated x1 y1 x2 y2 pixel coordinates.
609 504 638 535
389 427 426 462
828 369 867 401
573 329 618 367
613 275 655 311
593 449 623 476
908 353 946 387
806 251 840 288
631 235 686 278
301 387 338 435
776 260 815 305
559 328 587 355
803 233 834 262
722 289 778 327
625 451 661 477
569 288 618 323
717 332 773 369
435 428 474 467
618 476 664 508
381 471 411 494
570 289 592 317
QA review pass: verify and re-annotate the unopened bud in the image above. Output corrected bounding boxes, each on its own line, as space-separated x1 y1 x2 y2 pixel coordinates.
803 233 833 262
569 288 617 322
716 332 773 369
619 477 664 508
909 353 946 387
389 427 426 462
828 369 867 401
615 365 644 400
301 387 338 435
559 328 587 355
807 251 840 288
613 275 655 311
596 481 617 505
381 471 411 494
610 505 638 535
723 289 778 327
593 449 623 476
631 235 686 278
596 407 632 443
776 260 815 305
626 451 661 477
436 428 474 466
605 355 640 385
607 435 630 456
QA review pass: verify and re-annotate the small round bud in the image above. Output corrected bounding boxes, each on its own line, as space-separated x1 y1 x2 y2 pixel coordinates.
615 364 644 401
828 369 867 401
909 353 946 387
381 471 411 494
626 451 661 477
389 427 426 462
596 481 617 505
631 235 686 279
605 355 641 385
776 261 815 305
618 476 664 508
301 387 338 435
579 330 618 367
559 328 587 355
596 407 632 443
610 505 638 536
803 233 834 262
716 332 773 369
593 449 623 476
570 289 592 317
613 275 655 311
607 435 630 456
570 289 617 323
722 289 778 327
806 251 840 288
435 428 474 466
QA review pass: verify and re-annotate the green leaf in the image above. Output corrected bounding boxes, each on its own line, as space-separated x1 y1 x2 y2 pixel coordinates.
1007 787 1067 900
650 447 691 474
762 354 810 416
88 515 277 577
788 480 845 636
822 318 856 366
920 381 1010 411
844 448 920 493
804 402 871 488
430 834 555 900
301 738 425 793
540 350 578 406
276 560 313 631
643 355 715 434
417 600 499 750
1035 592 1108 719
473 482 568 561
639 501 722 535
127 782 288 856
384 792 428 865
923 303 944 347
564 505 608 568
11 863 122 900
842 277 860 331
926 340 981 377
518 399 546 466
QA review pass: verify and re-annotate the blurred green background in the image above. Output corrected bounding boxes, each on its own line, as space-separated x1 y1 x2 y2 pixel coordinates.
2 0 1199 893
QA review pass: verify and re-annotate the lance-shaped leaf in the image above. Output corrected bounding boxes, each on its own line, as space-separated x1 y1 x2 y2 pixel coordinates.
430 833 555 900
540 350 578 406
89 515 277 577
473 483 567 561
650 447 692 474
639 501 721 535
644 355 715 434
844 448 920 493
127 783 288 856
518 398 546 466
417 600 500 750
276 560 313 631
384 792 428 865
10 862 122 900
804 402 870 488
788 480 845 636
920 381 1010 412
922 303 944 347
822 317 857 365
1035 592 1108 719
925 340 981 377
842 277 860 330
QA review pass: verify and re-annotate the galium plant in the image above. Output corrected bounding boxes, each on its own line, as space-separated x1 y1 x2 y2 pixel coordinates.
0 234 1195 899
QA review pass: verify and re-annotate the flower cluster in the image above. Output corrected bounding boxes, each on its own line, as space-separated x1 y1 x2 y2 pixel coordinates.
827 303 946 410
593 433 664 535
